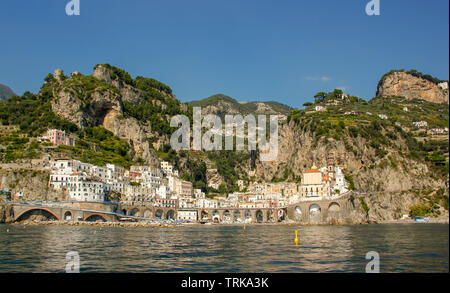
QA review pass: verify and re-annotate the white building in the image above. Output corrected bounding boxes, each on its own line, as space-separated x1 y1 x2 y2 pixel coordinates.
333 167 348 195
50 159 93 175
123 184 154 203
91 166 108 180
160 161 173 176
177 210 197 222
438 82 448 90
413 121 428 128
49 172 105 202
428 128 448 135
315 106 325 112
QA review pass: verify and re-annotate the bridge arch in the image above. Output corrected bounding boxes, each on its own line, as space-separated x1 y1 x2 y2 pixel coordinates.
200 210 209 221
244 210 252 222
212 210 220 223
130 208 140 217
328 202 341 212
155 209 164 219
294 206 303 221
255 210 263 223
143 209 152 218
277 209 287 222
309 204 321 223
84 214 107 222
223 210 231 223
233 210 240 222
63 211 73 221
166 209 175 220
309 204 321 213
15 208 60 222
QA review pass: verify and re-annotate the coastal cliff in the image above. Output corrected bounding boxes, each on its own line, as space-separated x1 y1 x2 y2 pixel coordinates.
377 70 449 104
0 65 448 224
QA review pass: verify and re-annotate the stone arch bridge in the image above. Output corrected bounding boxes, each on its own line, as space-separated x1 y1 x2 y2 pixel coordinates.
11 195 357 224
286 195 356 224
12 202 119 222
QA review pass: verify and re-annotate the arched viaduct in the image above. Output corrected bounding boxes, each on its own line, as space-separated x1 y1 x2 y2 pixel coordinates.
11 195 356 224
12 202 119 222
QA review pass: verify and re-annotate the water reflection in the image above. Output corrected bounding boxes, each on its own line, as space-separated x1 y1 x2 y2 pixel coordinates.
0 224 448 273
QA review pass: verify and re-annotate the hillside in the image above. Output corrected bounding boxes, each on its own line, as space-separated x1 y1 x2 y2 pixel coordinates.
0 83 16 101
0 66 448 222
190 94 292 118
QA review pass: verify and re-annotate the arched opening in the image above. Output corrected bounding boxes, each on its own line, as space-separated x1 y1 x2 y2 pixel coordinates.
295 206 303 221
64 211 73 221
212 210 220 223
143 209 152 218
200 210 209 221
244 210 252 223
155 209 164 219
121 209 127 215
130 208 139 217
223 210 231 223
309 204 321 213
233 210 241 223
16 209 59 222
166 210 175 220
277 209 286 222
85 214 107 222
309 204 321 223
255 210 263 223
328 202 341 212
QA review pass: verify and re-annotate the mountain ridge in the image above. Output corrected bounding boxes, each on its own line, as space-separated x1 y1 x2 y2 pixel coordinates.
0 83 16 101
190 93 292 118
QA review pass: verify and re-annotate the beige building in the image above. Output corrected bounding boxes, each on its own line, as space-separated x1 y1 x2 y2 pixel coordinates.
300 165 330 198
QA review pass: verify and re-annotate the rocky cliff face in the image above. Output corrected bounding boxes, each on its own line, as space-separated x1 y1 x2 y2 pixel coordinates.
252 119 445 191
48 67 161 164
377 71 449 104
0 169 67 202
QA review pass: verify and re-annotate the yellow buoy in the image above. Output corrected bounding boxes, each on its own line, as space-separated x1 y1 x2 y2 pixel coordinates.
294 230 299 246
243 224 246 231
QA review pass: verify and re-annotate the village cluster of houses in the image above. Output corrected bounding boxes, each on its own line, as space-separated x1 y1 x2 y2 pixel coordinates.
48 158 349 211
48 159 193 205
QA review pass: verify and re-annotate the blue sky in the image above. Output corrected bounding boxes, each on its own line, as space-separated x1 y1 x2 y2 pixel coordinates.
0 0 448 109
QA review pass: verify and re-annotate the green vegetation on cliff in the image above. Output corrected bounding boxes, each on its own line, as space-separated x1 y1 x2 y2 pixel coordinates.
0 91 132 167
289 89 449 177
